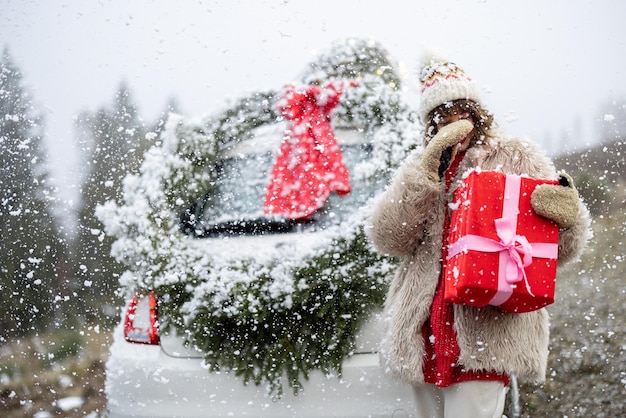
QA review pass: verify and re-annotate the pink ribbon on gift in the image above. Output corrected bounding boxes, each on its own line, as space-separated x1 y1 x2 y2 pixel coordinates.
446 174 559 307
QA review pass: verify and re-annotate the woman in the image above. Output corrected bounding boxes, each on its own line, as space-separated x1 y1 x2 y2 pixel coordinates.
367 54 591 417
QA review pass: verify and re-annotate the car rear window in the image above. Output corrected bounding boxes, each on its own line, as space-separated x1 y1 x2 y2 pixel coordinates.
182 136 380 237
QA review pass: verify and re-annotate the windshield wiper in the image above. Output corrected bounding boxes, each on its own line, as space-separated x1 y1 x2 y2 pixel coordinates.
180 214 312 238
200 218 302 237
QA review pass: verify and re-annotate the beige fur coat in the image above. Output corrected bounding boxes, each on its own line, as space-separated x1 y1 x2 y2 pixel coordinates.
366 134 591 385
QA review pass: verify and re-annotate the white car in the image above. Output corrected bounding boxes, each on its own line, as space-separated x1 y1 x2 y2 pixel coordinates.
104 125 417 417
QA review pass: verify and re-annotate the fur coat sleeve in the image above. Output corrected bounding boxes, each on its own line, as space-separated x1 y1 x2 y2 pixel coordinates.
367 148 446 258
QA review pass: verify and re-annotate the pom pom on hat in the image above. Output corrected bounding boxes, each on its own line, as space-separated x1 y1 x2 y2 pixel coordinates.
418 47 483 123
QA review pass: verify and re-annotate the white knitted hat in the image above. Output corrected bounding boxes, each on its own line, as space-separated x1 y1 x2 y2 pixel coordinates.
418 49 482 123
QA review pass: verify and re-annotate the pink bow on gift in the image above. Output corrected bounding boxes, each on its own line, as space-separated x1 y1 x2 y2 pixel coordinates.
447 174 559 307
494 217 534 281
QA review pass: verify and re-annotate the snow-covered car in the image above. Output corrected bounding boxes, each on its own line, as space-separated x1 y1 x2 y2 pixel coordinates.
98 39 422 418
105 124 417 417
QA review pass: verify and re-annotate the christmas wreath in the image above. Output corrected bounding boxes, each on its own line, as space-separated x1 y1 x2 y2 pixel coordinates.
97 38 421 395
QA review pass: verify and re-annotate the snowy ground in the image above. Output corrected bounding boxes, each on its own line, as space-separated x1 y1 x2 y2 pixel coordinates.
0 326 109 417
511 211 626 417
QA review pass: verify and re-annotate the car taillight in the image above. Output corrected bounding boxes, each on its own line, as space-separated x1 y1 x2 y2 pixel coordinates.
124 291 160 345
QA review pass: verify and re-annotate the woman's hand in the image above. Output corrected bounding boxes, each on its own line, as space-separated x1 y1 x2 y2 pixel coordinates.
418 119 474 182
531 172 580 229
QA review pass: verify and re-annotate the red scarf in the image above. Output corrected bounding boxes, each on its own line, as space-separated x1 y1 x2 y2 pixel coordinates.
422 152 510 387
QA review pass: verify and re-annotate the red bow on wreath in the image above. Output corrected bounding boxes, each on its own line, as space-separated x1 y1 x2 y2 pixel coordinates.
263 81 355 220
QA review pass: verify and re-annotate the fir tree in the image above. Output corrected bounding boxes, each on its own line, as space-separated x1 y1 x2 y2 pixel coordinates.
0 48 65 338
72 82 155 319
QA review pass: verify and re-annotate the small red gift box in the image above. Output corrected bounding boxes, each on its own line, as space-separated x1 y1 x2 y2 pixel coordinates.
443 170 560 313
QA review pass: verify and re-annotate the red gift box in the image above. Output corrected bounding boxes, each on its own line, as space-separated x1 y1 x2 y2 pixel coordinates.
443 170 560 313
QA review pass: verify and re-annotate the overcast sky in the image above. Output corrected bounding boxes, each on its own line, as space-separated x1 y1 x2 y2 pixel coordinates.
2 0 625 205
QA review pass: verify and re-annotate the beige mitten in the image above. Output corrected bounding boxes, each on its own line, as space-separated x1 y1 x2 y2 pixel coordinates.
531 173 580 229
418 119 474 182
